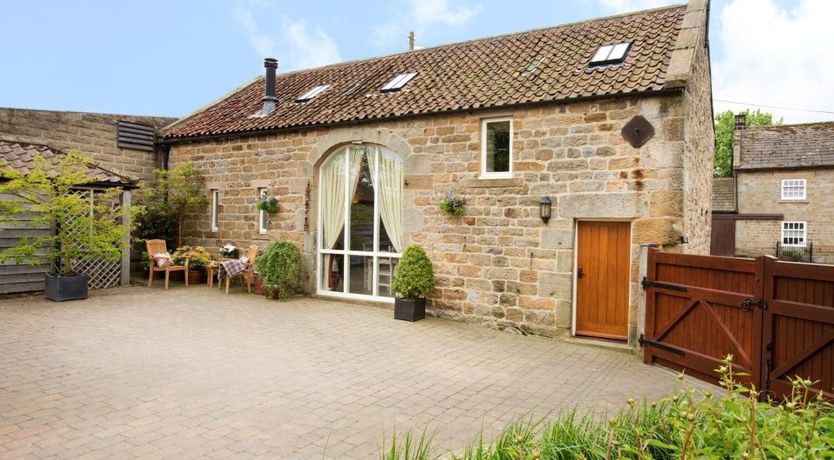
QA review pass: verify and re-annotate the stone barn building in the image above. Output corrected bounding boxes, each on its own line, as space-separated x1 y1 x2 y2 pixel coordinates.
161 0 714 345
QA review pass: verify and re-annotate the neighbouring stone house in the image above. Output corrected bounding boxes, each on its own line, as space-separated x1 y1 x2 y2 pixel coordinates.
711 118 834 263
161 0 714 343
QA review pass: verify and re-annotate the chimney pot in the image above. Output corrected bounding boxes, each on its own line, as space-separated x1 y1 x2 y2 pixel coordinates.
262 58 278 115
734 113 747 131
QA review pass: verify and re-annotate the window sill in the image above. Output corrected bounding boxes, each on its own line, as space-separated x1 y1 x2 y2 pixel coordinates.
778 200 809 204
468 177 522 188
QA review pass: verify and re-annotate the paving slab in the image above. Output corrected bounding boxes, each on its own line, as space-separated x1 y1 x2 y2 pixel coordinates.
0 285 713 458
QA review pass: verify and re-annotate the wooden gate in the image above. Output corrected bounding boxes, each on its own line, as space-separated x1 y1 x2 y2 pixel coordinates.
643 249 834 400
763 258 834 400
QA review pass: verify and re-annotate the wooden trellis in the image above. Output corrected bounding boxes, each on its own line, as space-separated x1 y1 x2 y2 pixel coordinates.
64 188 129 290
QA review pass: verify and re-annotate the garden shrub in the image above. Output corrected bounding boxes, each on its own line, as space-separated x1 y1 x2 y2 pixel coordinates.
390 244 435 299
254 240 302 300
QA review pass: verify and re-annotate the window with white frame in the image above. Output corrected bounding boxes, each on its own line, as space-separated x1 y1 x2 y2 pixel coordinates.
257 188 268 234
210 190 219 232
781 221 806 247
781 179 806 200
480 118 512 178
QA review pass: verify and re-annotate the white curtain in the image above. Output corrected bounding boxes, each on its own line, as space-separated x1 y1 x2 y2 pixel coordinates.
321 147 364 250
368 146 404 252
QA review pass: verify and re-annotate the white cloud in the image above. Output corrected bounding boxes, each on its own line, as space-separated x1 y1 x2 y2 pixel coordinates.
231 1 341 70
372 0 481 49
712 0 834 123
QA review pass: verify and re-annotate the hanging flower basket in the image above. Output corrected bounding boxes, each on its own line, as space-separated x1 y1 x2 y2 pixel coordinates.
256 196 279 214
439 193 465 216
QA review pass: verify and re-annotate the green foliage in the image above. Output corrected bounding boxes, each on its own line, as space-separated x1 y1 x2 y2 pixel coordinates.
136 163 207 247
172 245 214 272
391 244 435 299
714 109 782 177
133 197 176 250
256 195 279 214
380 428 434 460
254 240 302 300
382 356 834 459
439 193 465 216
0 151 136 276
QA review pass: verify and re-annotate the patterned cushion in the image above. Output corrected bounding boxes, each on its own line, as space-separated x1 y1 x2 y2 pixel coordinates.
153 253 172 268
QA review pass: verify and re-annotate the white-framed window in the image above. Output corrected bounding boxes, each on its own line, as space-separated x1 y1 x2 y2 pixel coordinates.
480 118 513 179
210 190 219 232
781 179 806 200
781 221 806 247
257 188 268 234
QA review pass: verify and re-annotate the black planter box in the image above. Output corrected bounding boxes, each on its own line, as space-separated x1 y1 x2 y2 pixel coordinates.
394 297 426 322
44 273 89 302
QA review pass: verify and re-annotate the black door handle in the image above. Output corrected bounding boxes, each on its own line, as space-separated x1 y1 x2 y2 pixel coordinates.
578 267 585 279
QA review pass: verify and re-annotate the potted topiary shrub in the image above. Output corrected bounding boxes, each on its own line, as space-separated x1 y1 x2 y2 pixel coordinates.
390 244 435 321
0 151 134 301
254 240 302 300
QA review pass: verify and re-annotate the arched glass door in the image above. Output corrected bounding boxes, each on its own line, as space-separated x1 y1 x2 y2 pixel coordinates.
317 144 403 300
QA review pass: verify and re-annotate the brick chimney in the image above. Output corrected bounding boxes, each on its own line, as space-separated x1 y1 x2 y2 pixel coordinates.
262 58 278 115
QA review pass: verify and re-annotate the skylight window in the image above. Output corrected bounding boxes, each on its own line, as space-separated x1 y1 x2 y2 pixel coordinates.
381 72 418 92
296 84 330 102
590 42 631 65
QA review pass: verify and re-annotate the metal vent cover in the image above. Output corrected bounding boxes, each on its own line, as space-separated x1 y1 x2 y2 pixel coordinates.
117 121 155 152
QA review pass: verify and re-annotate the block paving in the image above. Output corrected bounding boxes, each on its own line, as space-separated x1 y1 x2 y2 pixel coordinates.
0 286 712 459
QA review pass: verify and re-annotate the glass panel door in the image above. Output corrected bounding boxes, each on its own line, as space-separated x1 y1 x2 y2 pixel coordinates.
317 144 403 300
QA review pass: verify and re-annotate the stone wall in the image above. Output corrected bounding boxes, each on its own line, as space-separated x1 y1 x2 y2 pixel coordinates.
736 169 834 263
712 177 735 212
0 107 176 184
169 90 701 339
679 0 714 255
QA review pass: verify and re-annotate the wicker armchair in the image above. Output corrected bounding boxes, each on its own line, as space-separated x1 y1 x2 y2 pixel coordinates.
146 239 188 290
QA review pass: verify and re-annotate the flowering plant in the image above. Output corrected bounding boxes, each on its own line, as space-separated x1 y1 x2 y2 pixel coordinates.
439 193 465 216
172 245 214 272
219 242 239 259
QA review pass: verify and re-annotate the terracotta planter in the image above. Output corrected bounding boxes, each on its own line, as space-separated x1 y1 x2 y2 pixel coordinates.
253 274 266 295
187 270 204 285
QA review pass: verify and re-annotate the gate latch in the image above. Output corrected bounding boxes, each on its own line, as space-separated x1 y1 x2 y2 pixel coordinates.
639 334 686 356
641 277 687 292
741 298 754 312
758 299 769 311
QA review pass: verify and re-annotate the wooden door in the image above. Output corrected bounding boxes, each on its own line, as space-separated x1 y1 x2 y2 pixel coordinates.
710 216 736 256
576 221 631 340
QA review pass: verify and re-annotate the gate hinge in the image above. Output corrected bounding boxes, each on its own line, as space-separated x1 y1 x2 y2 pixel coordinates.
639 334 686 356
758 299 769 311
641 277 688 292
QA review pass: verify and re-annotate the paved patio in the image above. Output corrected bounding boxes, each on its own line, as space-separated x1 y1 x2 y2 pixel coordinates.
0 285 711 459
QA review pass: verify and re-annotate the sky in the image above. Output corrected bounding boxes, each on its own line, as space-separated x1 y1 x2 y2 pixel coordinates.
1 0 833 124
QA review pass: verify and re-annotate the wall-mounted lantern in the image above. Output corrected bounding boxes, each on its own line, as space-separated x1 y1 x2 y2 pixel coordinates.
539 196 552 224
